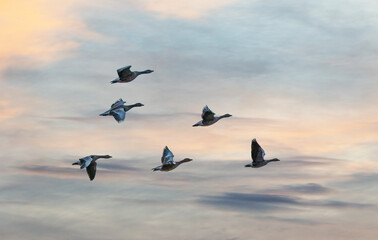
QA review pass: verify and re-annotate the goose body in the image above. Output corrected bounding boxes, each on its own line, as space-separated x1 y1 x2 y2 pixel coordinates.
99 98 144 123
152 146 192 172
72 155 112 181
110 65 153 84
245 139 280 168
193 105 232 127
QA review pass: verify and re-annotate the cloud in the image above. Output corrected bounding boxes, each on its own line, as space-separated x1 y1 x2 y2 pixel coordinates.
0 100 25 121
137 0 243 19
330 172 378 199
0 0 103 76
260 215 321 225
198 192 371 213
264 183 333 195
16 160 144 181
0 212 83 240
0 84 46 122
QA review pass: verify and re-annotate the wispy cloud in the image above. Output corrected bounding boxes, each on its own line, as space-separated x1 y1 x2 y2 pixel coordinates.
16 160 144 181
263 183 334 195
198 192 372 213
136 0 243 19
1 0 378 239
0 0 103 76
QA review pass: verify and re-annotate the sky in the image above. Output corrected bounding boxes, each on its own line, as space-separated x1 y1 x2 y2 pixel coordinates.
0 0 377 239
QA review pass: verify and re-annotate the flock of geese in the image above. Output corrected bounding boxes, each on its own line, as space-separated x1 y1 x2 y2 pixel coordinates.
72 65 280 181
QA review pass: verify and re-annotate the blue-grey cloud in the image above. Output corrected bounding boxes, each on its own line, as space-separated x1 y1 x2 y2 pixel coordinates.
198 192 371 213
1 1 378 239
260 215 321 225
264 183 333 195
16 160 144 181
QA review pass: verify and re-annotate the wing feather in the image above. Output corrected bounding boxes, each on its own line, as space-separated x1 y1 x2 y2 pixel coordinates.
251 139 265 163
201 105 215 122
111 98 126 109
117 66 132 78
161 146 175 165
111 108 126 122
86 161 97 181
79 156 92 169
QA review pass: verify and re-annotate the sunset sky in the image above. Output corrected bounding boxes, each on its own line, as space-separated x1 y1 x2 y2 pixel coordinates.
1 0 377 239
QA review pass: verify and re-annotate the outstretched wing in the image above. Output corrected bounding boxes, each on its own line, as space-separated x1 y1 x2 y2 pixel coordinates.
161 146 175 165
86 161 97 181
110 108 126 122
79 156 92 169
117 65 132 78
251 139 265 163
111 98 126 109
201 105 215 122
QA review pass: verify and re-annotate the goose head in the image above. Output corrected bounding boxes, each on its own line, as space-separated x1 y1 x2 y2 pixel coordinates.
223 114 232 118
134 103 144 107
180 158 193 163
142 69 154 74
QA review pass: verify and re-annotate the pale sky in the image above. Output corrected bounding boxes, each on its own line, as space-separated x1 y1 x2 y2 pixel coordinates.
0 0 378 239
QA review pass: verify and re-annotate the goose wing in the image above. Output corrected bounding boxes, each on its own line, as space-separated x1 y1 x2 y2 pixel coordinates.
110 108 126 122
251 139 265 163
111 98 126 109
79 156 93 169
161 146 175 165
201 105 215 122
117 65 132 78
86 161 97 181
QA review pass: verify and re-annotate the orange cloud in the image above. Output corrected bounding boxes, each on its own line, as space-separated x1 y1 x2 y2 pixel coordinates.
138 0 242 19
0 0 102 75
0 101 23 121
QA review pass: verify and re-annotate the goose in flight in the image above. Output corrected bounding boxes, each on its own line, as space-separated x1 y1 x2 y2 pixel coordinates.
152 146 192 172
110 65 153 84
193 105 232 127
245 139 280 168
72 155 112 181
99 98 144 123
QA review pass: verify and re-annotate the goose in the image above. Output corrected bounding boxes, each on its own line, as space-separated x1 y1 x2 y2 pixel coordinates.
245 139 280 168
72 155 112 181
152 146 192 172
193 105 232 127
110 65 153 84
99 98 144 123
